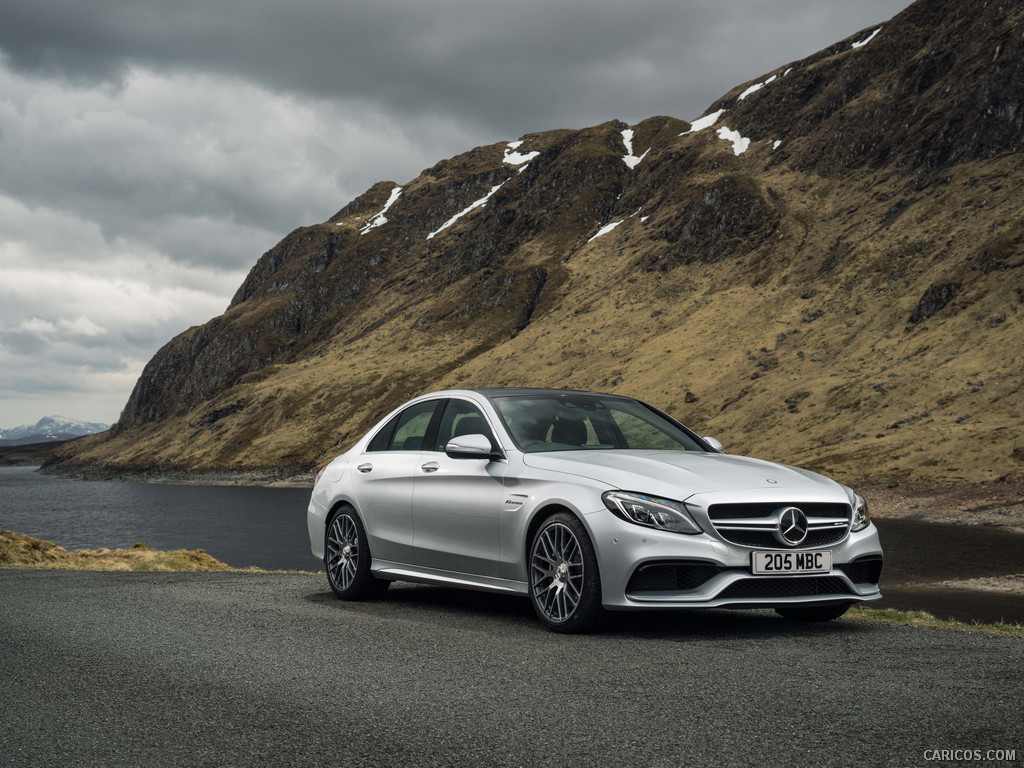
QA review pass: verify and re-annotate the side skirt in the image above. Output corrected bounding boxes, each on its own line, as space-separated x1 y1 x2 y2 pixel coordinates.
371 559 529 596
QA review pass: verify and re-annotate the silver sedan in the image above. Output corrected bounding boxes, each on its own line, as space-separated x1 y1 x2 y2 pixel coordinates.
307 388 883 633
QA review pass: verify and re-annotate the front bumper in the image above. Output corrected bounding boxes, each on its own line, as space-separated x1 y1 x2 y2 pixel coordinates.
588 506 883 611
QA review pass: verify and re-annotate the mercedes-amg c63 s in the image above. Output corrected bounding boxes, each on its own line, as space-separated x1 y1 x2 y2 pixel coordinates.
307 389 883 632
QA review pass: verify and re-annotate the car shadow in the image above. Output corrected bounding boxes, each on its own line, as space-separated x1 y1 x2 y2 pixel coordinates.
305 581 878 640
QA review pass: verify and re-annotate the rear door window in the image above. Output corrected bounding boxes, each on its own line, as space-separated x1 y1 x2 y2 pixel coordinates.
366 400 441 452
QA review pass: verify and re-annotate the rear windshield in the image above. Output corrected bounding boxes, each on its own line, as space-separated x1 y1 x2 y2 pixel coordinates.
490 394 706 453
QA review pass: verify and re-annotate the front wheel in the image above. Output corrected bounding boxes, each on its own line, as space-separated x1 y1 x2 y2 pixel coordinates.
325 507 389 600
529 513 604 633
775 602 851 622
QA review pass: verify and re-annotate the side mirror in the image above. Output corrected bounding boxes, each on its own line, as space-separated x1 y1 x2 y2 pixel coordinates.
703 436 724 452
445 433 497 460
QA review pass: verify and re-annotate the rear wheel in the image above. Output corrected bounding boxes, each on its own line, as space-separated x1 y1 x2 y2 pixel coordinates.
529 513 604 633
775 602 851 622
325 507 389 600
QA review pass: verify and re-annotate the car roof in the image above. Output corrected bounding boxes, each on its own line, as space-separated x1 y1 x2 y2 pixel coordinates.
471 387 634 400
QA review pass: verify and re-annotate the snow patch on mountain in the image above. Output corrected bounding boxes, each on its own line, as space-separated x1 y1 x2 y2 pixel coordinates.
427 181 507 240
587 220 623 243
359 186 403 235
588 208 645 243
738 74 777 101
620 129 650 169
683 109 726 135
852 27 882 48
717 127 751 156
503 141 539 166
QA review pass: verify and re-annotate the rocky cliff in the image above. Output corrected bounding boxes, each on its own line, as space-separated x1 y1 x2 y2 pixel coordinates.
55 0 1024 485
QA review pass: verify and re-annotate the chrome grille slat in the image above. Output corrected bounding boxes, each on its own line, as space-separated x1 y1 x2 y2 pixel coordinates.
706 502 852 548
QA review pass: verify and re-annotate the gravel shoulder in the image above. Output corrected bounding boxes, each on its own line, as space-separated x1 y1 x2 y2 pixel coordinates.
2 570 1022 768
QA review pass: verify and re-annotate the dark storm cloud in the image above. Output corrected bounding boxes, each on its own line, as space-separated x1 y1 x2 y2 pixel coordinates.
0 0 910 134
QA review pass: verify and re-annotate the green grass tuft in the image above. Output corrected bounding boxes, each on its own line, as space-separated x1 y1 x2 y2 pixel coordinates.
848 606 1024 638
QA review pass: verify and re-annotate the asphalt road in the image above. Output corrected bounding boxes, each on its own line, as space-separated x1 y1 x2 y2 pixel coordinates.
2 571 1022 768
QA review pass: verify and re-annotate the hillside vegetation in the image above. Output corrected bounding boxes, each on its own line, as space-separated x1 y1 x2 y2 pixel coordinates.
52 0 1024 486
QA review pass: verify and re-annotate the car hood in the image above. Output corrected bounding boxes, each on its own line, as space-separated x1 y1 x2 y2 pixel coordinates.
520 450 843 501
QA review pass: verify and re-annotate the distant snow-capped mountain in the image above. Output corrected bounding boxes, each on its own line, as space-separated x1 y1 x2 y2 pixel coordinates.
0 416 110 442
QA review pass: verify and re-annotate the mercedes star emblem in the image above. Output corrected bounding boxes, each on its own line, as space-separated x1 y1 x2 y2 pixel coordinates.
776 506 809 546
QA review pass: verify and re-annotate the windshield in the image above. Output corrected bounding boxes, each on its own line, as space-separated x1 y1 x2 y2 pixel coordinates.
490 394 707 453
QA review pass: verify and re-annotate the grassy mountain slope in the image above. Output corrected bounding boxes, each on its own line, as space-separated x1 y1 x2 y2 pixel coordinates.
53 0 1024 485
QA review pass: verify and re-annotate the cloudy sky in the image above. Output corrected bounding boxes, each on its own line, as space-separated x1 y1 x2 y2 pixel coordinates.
0 0 912 429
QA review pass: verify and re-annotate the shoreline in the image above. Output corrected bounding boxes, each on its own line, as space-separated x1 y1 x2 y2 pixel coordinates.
35 463 312 489
29 465 1024 533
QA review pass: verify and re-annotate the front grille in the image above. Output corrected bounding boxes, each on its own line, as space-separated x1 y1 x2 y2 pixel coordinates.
709 502 849 520
706 501 851 549
718 576 852 600
627 562 723 592
720 529 849 549
838 556 883 585
721 531 780 549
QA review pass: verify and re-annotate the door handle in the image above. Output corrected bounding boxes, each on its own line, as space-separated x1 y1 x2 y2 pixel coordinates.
421 461 440 473
356 463 373 473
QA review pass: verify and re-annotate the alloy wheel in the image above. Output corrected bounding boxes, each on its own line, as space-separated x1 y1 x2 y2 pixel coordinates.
530 522 584 623
326 513 359 591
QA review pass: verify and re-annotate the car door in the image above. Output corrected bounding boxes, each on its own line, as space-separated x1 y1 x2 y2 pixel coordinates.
350 399 442 564
410 398 506 577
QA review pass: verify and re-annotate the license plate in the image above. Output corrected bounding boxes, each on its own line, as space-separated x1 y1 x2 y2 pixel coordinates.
752 550 832 574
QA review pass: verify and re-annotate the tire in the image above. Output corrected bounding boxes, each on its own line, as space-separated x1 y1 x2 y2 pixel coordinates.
775 602 852 622
324 506 389 600
528 512 604 633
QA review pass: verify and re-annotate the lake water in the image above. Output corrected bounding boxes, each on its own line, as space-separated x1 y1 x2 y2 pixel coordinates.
4 465 1024 624
0 466 316 571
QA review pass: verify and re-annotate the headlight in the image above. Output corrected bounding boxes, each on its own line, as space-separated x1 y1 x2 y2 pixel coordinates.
843 486 870 532
602 491 702 535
